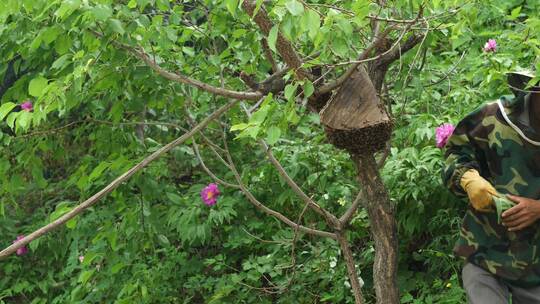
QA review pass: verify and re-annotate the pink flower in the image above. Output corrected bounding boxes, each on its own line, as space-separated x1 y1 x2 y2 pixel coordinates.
483 39 497 52
13 235 28 256
20 101 33 112
200 183 220 206
435 123 455 148
79 255 85 263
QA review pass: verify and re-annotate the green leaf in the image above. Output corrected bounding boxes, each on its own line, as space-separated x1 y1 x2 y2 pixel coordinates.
284 84 298 101
55 35 72 54
55 0 81 20
29 76 48 97
17 111 32 130
111 262 125 274
266 126 281 145
509 6 521 20
41 26 61 45
156 0 169 10
238 125 260 139
285 0 304 16
230 123 250 131
166 192 182 204
51 54 72 70
91 4 113 21
303 80 314 98
332 37 349 57
250 104 271 125
141 285 148 299
225 0 239 17
351 1 370 26
49 202 73 221
268 25 279 53
66 218 78 229
49 201 78 228
89 162 110 181
78 269 95 284
182 47 195 57
6 112 19 129
304 9 320 39
158 234 170 246
253 0 264 17
107 230 118 251
0 102 17 121
28 237 40 252
108 19 125 35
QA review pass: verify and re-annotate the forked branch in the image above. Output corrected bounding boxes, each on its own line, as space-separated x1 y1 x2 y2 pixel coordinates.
0 100 239 260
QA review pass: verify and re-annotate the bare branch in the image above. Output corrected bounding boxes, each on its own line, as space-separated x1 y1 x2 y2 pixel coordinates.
317 26 394 94
238 103 340 227
424 50 466 87
289 202 310 267
337 232 365 304
240 69 288 95
91 30 263 101
184 104 233 169
258 140 340 228
318 7 424 95
241 1 313 81
0 100 239 260
378 33 423 66
340 190 364 225
261 37 279 73
192 135 240 188
14 120 86 139
221 128 337 240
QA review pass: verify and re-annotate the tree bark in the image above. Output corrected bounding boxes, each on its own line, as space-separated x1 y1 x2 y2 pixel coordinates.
352 153 399 304
337 232 365 304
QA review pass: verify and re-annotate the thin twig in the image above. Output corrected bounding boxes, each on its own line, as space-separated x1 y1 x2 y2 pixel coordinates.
318 19 419 94
91 29 262 101
191 135 239 188
424 50 466 87
0 100 239 260
220 126 336 239
241 227 289 244
397 20 430 117
340 190 364 225
239 103 340 228
241 0 313 81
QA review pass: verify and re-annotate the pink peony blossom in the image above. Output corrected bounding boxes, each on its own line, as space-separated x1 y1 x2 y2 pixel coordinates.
79 255 85 263
483 39 497 52
200 183 220 206
435 123 455 148
20 101 33 112
13 235 28 256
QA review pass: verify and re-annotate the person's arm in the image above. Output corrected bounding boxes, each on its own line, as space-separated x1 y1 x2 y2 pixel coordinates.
442 106 499 211
442 110 482 197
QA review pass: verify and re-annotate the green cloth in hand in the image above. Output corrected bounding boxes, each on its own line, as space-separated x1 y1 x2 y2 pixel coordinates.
493 195 515 224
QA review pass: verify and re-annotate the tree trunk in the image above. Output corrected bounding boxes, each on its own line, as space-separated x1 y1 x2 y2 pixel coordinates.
352 153 399 304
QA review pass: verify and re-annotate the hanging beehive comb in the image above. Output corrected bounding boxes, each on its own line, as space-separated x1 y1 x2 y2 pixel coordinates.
320 66 392 155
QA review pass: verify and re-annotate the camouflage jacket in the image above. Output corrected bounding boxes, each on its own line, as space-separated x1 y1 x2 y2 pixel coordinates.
443 94 540 287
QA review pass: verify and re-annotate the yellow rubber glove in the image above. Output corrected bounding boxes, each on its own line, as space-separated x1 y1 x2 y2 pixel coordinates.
460 169 499 212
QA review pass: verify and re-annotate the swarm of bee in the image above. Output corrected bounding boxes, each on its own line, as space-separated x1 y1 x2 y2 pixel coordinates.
323 120 393 155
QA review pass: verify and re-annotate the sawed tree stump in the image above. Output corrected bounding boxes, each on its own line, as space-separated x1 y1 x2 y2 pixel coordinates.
320 66 392 154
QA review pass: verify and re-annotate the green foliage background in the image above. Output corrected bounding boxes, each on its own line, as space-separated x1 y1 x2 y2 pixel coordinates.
1 0 539 303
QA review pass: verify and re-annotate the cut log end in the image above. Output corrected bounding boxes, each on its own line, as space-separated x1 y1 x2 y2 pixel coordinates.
320 66 392 155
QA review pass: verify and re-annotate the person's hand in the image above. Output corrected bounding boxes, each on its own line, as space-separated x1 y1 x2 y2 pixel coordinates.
460 169 499 212
501 194 540 231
